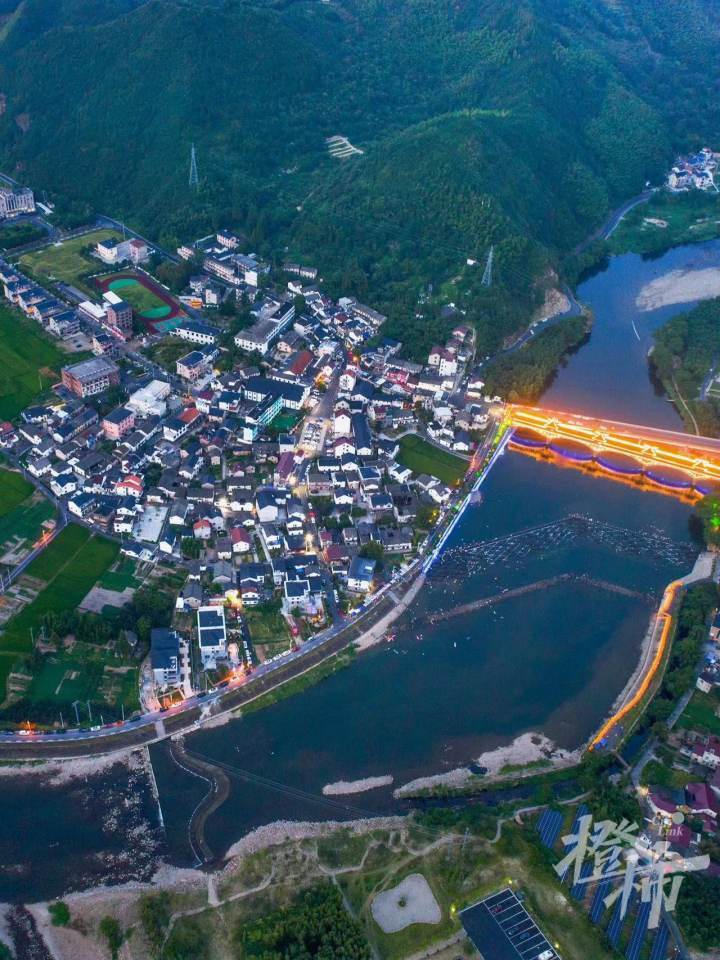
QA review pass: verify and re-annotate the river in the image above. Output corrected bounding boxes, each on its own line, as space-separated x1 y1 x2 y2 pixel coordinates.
4 238 720 900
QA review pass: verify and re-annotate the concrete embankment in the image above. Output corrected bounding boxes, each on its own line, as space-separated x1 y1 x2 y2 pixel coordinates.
169 737 230 866
589 550 716 750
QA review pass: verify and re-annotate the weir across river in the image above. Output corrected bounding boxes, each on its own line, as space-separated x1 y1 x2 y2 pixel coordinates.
427 573 654 624
428 513 697 580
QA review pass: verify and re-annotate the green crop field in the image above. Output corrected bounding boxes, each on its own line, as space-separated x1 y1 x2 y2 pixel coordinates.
105 275 170 317
397 434 467 485
0 469 54 550
0 468 33 517
98 558 140 592
19 228 118 287
145 336 189 370
1 526 118 658
679 689 720 737
0 304 68 420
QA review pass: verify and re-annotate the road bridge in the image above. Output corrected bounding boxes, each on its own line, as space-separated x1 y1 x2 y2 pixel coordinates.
508 404 720 484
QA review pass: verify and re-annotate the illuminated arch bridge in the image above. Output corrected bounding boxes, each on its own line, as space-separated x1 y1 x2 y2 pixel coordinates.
506 404 720 495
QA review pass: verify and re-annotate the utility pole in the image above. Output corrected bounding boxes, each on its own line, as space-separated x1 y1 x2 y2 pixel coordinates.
86 700 93 722
481 245 494 288
189 144 199 189
72 701 80 726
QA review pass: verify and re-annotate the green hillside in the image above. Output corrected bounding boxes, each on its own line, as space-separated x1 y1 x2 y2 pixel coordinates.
0 0 718 351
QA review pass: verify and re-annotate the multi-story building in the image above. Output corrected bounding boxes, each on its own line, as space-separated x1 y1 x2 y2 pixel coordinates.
197 606 227 669
174 321 219 346
126 379 170 417
61 357 120 397
176 346 218 381
104 297 133 337
150 628 181 690
0 185 35 219
234 303 295 355
102 406 135 441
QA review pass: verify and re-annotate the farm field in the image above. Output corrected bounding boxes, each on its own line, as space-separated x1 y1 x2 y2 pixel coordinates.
19 228 117 287
0 524 126 716
397 434 467 485
98 558 140 592
0 468 33 518
0 468 55 558
0 304 67 419
145 335 188 371
24 637 139 719
0 525 119 699
244 605 291 662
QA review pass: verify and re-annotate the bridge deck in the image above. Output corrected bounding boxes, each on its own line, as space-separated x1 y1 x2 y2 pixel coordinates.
509 404 720 456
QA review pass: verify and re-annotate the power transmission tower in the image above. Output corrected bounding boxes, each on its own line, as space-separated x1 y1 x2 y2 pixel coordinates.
481 245 494 287
189 143 199 189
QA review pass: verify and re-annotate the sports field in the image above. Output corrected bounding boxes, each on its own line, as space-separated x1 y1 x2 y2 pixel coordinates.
0 304 67 420
397 434 467 485
19 228 118 287
96 271 183 329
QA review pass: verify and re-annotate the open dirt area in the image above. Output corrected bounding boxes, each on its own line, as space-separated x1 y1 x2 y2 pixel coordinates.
636 265 720 311
371 873 442 933
79 584 134 613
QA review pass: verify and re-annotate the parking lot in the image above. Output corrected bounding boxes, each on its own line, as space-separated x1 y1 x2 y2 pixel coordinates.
460 888 558 960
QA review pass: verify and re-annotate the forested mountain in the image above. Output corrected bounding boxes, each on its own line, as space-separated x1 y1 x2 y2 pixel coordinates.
1 0 719 349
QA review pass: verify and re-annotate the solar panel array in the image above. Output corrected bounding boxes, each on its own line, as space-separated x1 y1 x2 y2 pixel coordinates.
536 804 673 960
649 922 669 960
626 901 651 960
537 809 563 849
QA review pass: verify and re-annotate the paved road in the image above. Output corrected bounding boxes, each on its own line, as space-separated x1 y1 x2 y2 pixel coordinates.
0 463 70 594
0 582 401 757
572 189 655 256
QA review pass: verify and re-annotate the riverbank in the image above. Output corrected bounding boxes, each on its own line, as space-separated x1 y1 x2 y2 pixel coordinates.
637 265 720 311
393 732 581 798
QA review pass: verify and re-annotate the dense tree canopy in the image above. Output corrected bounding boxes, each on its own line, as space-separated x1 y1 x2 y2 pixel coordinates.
236 884 371 960
1 0 719 353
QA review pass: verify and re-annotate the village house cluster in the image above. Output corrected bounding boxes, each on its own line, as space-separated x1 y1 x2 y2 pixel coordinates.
667 147 719 192
642 619 720 851
0 225 495 703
